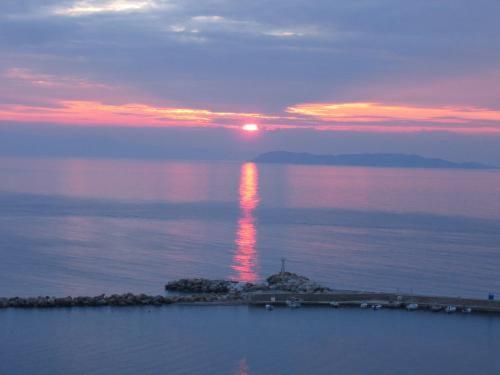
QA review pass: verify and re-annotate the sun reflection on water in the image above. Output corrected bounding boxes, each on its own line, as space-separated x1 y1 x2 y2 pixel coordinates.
232 162 259 282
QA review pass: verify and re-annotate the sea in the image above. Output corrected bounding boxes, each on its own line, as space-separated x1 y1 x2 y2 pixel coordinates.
1 157 500 374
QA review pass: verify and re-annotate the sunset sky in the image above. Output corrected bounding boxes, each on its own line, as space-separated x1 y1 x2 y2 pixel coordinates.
2 0 500 162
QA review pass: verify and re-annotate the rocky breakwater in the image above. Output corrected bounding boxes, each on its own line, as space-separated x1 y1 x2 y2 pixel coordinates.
0 272 331 309
0 293 222 309
165 272 332 295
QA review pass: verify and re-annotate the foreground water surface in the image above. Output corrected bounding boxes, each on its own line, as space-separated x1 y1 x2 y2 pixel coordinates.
1 306 500 375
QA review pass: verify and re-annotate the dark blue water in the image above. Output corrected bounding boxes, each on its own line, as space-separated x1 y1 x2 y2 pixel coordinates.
1 306 500 375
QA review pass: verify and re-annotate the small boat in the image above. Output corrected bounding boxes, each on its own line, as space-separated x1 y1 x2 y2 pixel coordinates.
329 301 340 308
462 307 472 314
372 304 382 310
406 303 418 311
430 305 443 312
445 305 457 313
360 302 369 309
265 304 273 311
286 298 302 308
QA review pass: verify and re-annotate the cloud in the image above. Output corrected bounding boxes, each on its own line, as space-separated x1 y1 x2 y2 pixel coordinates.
0 100 281 127
0 67 129 107
287 102 500 124
4 68 110 89
2 97 500 134
167 14 322 41
1 0 500 133
54 0 159 16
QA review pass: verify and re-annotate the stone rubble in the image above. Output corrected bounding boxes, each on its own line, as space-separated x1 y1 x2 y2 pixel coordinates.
0 293 227 309
165 272 332 294
0 272 331 309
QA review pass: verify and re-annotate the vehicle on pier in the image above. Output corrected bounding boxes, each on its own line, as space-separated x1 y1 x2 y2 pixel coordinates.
406 303 419 311
445 305 457 313
286 298 302 308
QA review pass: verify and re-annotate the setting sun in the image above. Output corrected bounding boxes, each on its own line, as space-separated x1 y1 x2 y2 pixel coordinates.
242 123 259 132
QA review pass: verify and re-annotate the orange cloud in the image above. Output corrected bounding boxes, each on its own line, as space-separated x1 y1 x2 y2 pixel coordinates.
0 100 279 127
286 102 500 124
2 98 500 134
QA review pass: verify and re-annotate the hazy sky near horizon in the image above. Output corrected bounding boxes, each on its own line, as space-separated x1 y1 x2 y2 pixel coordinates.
1 0 500 161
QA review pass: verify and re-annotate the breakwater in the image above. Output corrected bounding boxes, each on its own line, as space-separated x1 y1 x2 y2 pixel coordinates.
0 293 226 309
2 272 500 315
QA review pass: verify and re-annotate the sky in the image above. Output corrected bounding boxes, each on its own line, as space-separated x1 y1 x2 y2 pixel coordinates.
1 0 500 163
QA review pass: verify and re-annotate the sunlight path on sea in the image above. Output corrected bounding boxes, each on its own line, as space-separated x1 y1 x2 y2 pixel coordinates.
232 163 260 282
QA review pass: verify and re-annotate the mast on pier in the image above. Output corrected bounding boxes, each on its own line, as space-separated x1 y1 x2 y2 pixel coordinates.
280 257 287 275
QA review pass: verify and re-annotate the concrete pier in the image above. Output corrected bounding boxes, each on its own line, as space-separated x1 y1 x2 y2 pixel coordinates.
248 291 500 314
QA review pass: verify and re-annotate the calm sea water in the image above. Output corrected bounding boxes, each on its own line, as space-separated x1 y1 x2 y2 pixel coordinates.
1 157 500 375
1 157 499 298
1 306 500 375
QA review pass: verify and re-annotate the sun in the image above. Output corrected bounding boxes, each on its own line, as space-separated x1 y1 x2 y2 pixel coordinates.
242 123 259 132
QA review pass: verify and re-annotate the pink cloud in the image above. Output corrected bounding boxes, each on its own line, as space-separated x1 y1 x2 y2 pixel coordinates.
286 102 500 123
2 99 500 133
2 67 500 134
4 68 111 90
286 102 500 133
0 100 280 128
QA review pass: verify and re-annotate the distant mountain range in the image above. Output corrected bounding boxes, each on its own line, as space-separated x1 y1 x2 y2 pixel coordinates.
253 151 497 169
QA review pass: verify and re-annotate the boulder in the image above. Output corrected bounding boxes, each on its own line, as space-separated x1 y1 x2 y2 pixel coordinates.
265 272 332 293
165 278 239 293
